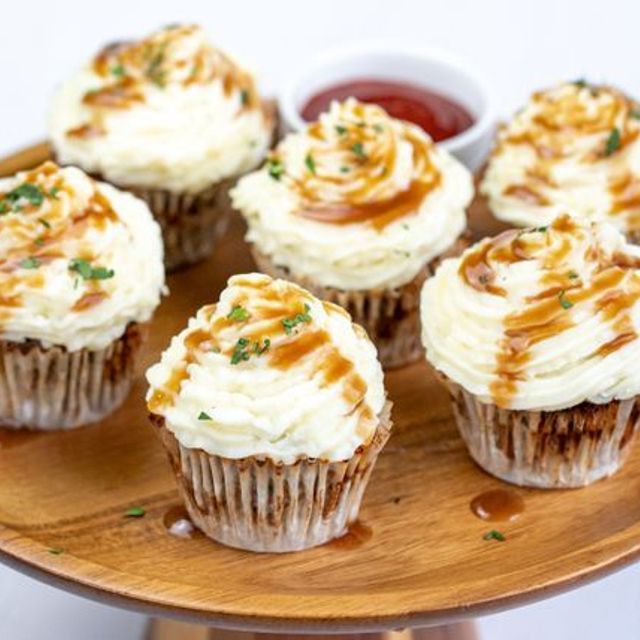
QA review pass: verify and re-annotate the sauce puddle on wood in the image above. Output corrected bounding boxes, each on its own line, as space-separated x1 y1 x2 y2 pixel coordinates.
470 489 525 522
163 506 198 539
330 520 373 549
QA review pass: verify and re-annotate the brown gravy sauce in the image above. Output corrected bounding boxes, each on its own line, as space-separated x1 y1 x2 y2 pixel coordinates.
329 520 373 549
163 505 199 539
470 489 525 522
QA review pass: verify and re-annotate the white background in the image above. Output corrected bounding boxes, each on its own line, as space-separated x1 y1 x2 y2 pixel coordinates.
1 0 640 638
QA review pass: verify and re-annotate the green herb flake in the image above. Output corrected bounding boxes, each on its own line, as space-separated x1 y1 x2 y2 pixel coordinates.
340 166 350 173
267 158 284 181
198 411 212 420
351 142 367 160
38 217 51 229
111 64 125 78
535 226 548 233
253 338 270 355
605 127 621 156
48 187 60 199
483 529 506 542
48 547 64 555
124 507 145 518
282 304 312 335
335 125 347 135
34 237 45 247
230 337 251 365
227 305 250 322
573 78 587 88
240 89 250 106
20 256 40 270
69 258 114 281
4 183 45 208
305 153 316 174
568 270 579 279
558 290 574 310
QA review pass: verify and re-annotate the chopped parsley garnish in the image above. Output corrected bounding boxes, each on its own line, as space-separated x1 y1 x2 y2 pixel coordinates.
111 64 125 78
267 158 284 181
535 226 548 233
340 166 350 173
227 305 250 322
230 336 270 364
48 547 64 555
573 78 587 88
0 183 45 212
68 258 114 281
38 218 51 229
34 237 45 247
305 153 316 174
20 256 40 270
335 125 347 135
198 411 212 420
240 89 250 106
568 270 579 279
483 529 506 542
124 507 145 518
558 290 574 310
230 338 251 365
146 50 166 87
351 142 367 160
48 187 60 199
253 338 270 355
605 127 621 156
282 304 312 335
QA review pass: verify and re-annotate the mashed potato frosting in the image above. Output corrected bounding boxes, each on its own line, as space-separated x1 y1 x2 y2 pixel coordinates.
422 214 640 411
146 273 386 463
232 98 472 291
50 25 273 194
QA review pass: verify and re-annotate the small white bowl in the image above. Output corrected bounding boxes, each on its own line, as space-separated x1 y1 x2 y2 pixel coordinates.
278 42 495 171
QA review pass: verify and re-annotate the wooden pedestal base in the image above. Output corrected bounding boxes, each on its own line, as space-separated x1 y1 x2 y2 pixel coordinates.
145 619 478 640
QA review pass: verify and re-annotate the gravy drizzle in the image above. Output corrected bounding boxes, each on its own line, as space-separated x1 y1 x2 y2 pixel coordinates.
285 100 441 230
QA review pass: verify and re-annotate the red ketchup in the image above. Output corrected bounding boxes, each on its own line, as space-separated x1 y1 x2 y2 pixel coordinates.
300 78 474 142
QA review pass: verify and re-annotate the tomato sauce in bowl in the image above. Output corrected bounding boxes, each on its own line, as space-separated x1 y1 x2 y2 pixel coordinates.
300 78 474 142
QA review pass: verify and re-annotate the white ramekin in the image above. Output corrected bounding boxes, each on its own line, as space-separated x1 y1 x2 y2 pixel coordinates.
278 42 495 171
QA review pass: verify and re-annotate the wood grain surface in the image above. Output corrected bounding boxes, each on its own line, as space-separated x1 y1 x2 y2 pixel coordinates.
0 144 639 633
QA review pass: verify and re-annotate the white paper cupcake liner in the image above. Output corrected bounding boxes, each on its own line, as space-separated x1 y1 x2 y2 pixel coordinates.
0 323 142 431
442 377 640 488
151 401 392 552
129 178 234 272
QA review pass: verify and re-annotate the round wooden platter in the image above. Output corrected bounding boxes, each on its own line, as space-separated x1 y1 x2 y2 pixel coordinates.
1 143 640 635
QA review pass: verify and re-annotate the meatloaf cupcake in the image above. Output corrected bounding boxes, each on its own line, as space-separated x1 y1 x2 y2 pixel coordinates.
481 80 640 241
146 272 391 552
50 24 275 270
421 213 640 488
0 161 164 430
231 98 473 367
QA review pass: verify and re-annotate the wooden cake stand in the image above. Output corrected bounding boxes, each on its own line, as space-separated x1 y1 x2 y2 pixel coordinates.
1 144 639 640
